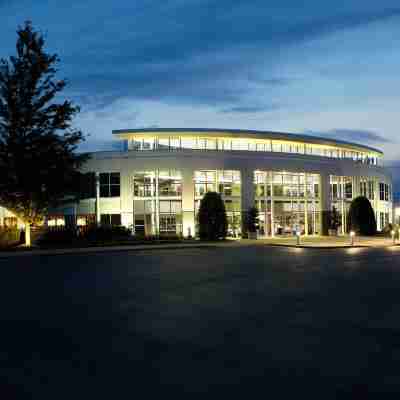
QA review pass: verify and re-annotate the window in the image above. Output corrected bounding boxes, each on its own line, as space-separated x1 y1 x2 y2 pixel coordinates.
385 184 389 201
379 183 385 201
360 181 367 197
134 172 154 197
100 172 120 197
345 182 352 199
100 214 121 226
368 181 374 200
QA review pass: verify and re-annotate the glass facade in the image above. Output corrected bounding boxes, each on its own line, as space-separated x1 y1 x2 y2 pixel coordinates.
254 171 320 236
126 136 380 165
194 170 241 237
133 170 183 236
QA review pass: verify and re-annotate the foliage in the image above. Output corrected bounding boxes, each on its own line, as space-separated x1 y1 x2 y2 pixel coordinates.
37 227 78 246
328 206 341 230
0 21 88 243
347 196 377 236
246 206 259 233
84 225 131 242
197 192 228 240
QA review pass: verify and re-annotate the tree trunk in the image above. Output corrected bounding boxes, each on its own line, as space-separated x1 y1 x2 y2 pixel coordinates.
25 223 31 247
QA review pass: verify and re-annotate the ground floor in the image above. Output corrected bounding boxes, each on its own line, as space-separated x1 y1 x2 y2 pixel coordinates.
0 169 393 237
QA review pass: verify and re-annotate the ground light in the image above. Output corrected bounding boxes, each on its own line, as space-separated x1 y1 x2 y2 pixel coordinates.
296 231 301 246
350 231 355 246
392 230 396 245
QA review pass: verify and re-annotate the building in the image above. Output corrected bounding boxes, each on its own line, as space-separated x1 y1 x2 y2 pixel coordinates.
1 128 394 236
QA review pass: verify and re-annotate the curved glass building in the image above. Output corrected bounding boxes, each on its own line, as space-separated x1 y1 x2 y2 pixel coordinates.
36 128 390 238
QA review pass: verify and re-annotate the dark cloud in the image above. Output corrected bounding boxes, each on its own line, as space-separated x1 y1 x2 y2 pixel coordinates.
54 1 400 109
220 105 280 114
304 128 393 144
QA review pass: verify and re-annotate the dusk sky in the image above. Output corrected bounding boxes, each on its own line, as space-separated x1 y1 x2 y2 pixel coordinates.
1 1 400 161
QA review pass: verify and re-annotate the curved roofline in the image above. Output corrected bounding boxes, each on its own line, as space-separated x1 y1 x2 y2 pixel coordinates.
112 128 383 155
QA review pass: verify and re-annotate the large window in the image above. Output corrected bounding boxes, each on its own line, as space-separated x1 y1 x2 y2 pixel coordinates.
100 172 120 197
125 135 380 165
158 170 182 196
133 170 183 236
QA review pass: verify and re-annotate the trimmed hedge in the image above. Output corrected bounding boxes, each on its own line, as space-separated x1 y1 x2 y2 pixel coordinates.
0 227 20 247
348 196 377 236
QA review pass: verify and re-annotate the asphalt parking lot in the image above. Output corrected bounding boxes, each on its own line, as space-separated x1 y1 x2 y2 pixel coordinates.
2 244 400 398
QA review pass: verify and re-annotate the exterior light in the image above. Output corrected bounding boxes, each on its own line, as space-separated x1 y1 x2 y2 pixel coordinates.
392 230 395 245
350 231 355 246
296 230 301 246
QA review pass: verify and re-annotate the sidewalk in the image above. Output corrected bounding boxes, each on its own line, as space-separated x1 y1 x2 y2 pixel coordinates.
0 241 231 258
257 235 398 248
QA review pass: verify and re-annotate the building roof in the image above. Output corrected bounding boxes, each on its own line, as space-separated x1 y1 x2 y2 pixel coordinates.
112 128 383 155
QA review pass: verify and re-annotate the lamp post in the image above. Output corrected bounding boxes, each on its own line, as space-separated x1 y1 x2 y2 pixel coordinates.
392 230 395 245
350 231 355 246
296 230 301 246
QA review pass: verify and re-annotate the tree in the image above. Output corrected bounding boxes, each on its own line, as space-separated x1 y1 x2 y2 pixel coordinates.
246 206 259 233
328 206 341 231
347 196 377 236
0 22 88 246
197 192 227 240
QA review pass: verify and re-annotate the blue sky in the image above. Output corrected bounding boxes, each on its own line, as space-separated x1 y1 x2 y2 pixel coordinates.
1 0 400 161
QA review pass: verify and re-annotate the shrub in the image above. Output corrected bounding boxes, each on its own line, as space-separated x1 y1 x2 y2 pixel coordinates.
0 227 20 247
246 206 259 233
84 225 131 242
38 228 78 246
328 206 341 230
347 196 377 236
197 192 227 240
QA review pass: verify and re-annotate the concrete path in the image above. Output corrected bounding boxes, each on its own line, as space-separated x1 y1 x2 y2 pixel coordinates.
0 236 397 258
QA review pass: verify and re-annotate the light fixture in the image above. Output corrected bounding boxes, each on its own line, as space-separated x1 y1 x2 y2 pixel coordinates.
350 231 355 246
296 230 301 246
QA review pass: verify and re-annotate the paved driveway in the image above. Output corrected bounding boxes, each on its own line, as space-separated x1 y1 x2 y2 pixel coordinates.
1 245 400 397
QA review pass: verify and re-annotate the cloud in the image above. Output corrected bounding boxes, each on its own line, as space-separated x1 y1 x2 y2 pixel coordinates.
303 128 393 144
220 105 281 114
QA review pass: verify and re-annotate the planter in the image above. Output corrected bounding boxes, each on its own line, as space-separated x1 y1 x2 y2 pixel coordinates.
248 231 257 240
328 229 338 236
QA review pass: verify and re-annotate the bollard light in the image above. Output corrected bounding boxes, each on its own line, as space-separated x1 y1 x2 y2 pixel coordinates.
392 230 395 245
350 231 355 246
296 230 301 246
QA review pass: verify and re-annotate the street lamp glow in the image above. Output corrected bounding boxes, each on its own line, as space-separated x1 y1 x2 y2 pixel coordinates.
350 231 355 246
296 230 301 246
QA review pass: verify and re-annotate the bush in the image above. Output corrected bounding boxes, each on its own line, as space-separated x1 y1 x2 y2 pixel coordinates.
348 196 377 236
0 227 20 247
197 192 227 240
246 206 259 233
84 225 131 242
38 228 78 246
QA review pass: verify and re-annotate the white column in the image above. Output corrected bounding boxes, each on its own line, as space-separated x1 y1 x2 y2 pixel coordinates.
182 169 195 238
270 171 275 237
340 176 345 235
304 173 308 236
319 173 331 235
241 168 255 235
95 172 101 225
155 170 160 235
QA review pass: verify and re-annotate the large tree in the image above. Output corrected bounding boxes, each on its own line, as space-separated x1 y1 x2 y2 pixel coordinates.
197 192 228 240
0 22 88 246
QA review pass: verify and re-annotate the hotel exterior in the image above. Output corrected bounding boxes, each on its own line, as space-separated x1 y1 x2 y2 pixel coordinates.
0 128 393 237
